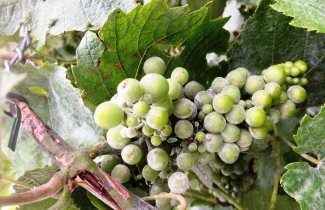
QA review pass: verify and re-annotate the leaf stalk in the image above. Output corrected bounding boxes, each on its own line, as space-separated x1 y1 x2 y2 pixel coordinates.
269 139 280 210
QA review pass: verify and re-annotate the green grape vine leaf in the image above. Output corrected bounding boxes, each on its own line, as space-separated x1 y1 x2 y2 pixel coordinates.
1 62 105 175
187 0 227 19
280 106 325 209
0 0 136 44
271 0 325 33
0 150 16 197
229 0 325 108
191 164 213 189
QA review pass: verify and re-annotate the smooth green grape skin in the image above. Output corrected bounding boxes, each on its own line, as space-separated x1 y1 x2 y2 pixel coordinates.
226 69 247 88
290 67 300 77
142 164 159 182
245 100 252 108
142 124 155 136
150 181 170 195
238 100 246 108
281 84 288 91
190 178 200 189
269 108 280 123
167 78 182 100
249 125 268 139
126 127 137 138
111 164 131 184
287 85 307 103
188 143 198 152
133 101 150 117
244 75 265 95
225 105 246 125
300 78 308 85
106 125 130 149
221 124 240 143
156 193 172 210
151 135 162 146
211 77 226 93
294 60 307 73
173 98 196 119
252 90 272 109
168 172 190 194
94 102 124 129
195 131 206 142
171 67 189 85
121 144 142 165
140 73 169 103
235 129 252 148
202 104 213 114
204 134 224 153
198 111 206 121
286 77 293 84
126 116 138 127
194 91 213 110
265 82 282 99
204 112 226 133
284 61 294 69
264 65 286 85
276 100 296 119
273 91 288 105
153 94 172 110
245 107 266 127
235 67 250 78
101 155 121 174
218 143 240 164
221 85 241 103
184 81 205 100
143 57 166 75
177 153 194 171
264 116 274 131
292 78 300 85
221 164 233 176
117 78 143 103
147 148 170 171
159 170 169 180
213 172 223 184
175 120 194 139
213 94 233 114
161 125 172 136
198 144 206 153
146 107 169 129
199 151 215 164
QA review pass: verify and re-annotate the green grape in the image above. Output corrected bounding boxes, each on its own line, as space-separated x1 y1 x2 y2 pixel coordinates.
235 67 250 78
290 67 300 77
121 144 142 165
142 94 153 104
284 61 294 69
159 170 169 180
204 112 226 133
226 69 247 88
265 82 282 99
235 129 252 148
147 148 170 171
221 176 230 184
168 172 190 194
153 95 172 110
133 101 150 116
146 107 169 129
184 81 205 100
218 143 240 164
170 198 180 207
213 94 233 114
292 78 300 85
186 106 198 121
143 57 166 75
300 78 308 85
171 67 189 85
225 105 246 125
194 91 213 110
244 75 265 95
117 78 143 103
101 155 121 174
233 159 247 175
167 78 182 100
221 124 240 143
161 125 172 136
140 73 169 103
167 104 174 116
156 193 172 210
273 91 288 105
287 85 307 103
188 143 198 152
180 140 188 148
94 101 124 129
276 100 296 119
177 153 194 171
221 85 241 103
198 144 207 153
221 164 233 176
294 60 307 73
245 107 266 127
126 116 138 127
198 111 206 121
264 116 274 131
126 127 137 138
245 99 252 108
269 108 280 123
239 146 250 152
211 77 226 93
286 77 293 84
281 84 288 91
175 120 194 139
199 151 215 164
204 134 224 153
190 178 200 189
285 68 291 76
264 65 286 85
249 125 268 139
106 125 131 149
181 148 200 165
142 124 155 136
142 164 159 182
195 131 206 142
252 90 272 109
213 172 223 184
238 100 246 108
173 98 196 119
150 181 170 195
202 104 213 114
111 164 131 184
151 135 162 146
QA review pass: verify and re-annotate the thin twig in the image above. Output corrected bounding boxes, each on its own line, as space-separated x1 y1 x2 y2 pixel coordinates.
0 175 34 190
29 48 76 64
269 139 280 210
185 190 218 204
143 193 187 210
214 186 245 210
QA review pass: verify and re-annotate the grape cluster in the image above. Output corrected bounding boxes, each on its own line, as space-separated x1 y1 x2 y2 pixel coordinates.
94 57 307 209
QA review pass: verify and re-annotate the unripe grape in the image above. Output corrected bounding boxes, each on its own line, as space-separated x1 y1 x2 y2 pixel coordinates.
276 100 296 119
226 69 247 88
239 146 250 152
184 81 205 100
194 91 213 110
195 131 206 142
204 134 223 153
167 78 182 100
238 100 246 108
211 77 226 93
244 75 265 95
142 164 159 182
198 144 207 153
199 151 215 164
153 95 172 110
273 91 288 105
264 116 274 131
171 67 189 85
140 73 169 103
245 99 252 108
198 111 206 121
225 105 246 125
213 94 233 114
284 61 293 69
221 85 241 103
221 124 240 143
286 77 293 84
126 127 137 138
142 124 155 136
173 98 196 119
175 120 194 139
218 143 240 164
300 78 308 85
121 144 142 165
156 192 172 210
170 198 180 207
235 67 250 78
94 102 124 129
133 101 150 116
186 106 197 120
151 135 162 146
202 104 213 114
249 125 268 139
265 82 282 99
117 78 143 103
294 60 307 73
150 181 169 195
143 57 166 75
147 148 169 171
142 94 153 104
126 116 138 127
106 125 130 149
264 65 286 85
233 159 247 175
221 164 233 176
159 170 169 180
167 104 174 116
285 68 291 76
252 90 272 109
269 108 280 123
168 172 190 194
204 112 226 133
213 172 223 184
282 84 287 91
245 107 266 127
235 129 252 148
146 107 169 129
111 164 131 184
287 85 307 103
188 143 198 152
161 125 172 136
190 178 200 189
101 155 121 174
177 153 194 171
290 67 300 77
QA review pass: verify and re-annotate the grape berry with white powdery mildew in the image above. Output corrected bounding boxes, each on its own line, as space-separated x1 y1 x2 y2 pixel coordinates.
93 57 308 210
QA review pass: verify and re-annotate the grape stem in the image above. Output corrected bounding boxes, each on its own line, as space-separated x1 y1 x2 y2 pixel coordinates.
0 175 34 190
142 193 187 210
214 186 246 210
278 131 319 165
269 139 280 210
185 190 218 204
